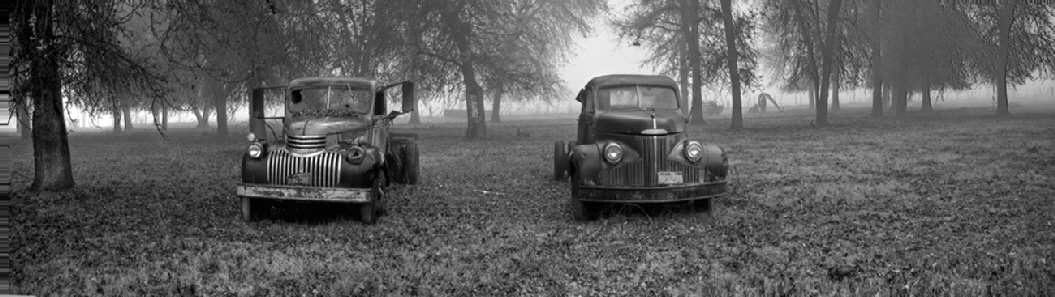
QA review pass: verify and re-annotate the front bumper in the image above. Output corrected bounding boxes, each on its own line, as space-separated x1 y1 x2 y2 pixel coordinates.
236 183 370 203
577 181 728 203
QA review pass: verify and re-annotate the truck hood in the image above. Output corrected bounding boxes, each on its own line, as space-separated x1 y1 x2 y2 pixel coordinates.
594 110 686 135
283 115 370 136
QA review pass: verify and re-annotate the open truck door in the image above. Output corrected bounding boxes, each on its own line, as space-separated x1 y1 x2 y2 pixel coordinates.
249 86 286 142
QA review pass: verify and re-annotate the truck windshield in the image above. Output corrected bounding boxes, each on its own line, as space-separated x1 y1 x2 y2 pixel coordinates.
596 85 679 111
288 85 373 116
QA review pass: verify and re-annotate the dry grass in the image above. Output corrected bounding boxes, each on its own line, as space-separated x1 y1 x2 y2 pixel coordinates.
9 105 1055 296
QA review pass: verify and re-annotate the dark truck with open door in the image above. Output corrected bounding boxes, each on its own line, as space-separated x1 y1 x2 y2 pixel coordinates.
237 77 420 224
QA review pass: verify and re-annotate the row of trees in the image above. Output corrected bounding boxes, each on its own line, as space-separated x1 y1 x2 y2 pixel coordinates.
11 0 1055 190
13 0 606 190
611 0 1055 127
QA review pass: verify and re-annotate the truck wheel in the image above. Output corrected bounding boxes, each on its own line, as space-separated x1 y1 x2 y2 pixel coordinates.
241 197 270 221
388 145 406 184
553 141 567 180
403 142 420 184
693 198 713 214
361 173 386 225
569 171 596 221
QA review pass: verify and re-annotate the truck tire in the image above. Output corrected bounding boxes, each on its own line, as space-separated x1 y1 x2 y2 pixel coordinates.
386 145 404 184
361 173 386 225
693 198 714 214
403 142 420 184
553 141 567 180
241 197 270 221
569 171 597 221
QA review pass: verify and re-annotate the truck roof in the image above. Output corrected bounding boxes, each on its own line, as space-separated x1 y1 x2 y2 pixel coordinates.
288 77 377 89
586 74 678 89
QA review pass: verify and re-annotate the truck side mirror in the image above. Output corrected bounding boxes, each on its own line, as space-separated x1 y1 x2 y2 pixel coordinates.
401 81 415 113
575 88 585 102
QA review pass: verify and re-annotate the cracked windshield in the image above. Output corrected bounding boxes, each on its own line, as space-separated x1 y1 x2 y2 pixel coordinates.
597 85 678 111
289 86 373 116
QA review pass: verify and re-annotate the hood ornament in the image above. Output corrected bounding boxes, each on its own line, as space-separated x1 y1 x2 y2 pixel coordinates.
642 113 667 135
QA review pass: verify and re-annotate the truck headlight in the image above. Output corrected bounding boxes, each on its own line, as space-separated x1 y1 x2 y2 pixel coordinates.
248 143 263 158
685 141 703 163
341 146 366 164
603 143 623 164
247 132 257 142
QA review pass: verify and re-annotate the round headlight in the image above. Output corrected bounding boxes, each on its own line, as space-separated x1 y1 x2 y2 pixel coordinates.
685 141 703 162
248 143 263 158
603 143 623 164
342 146 366 164
247 132 257 142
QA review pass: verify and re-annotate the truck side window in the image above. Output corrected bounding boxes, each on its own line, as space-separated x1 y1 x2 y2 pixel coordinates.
291 90 302 104
596 89 609 110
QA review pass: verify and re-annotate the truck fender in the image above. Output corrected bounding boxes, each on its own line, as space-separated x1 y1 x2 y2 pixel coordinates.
569 143 602 184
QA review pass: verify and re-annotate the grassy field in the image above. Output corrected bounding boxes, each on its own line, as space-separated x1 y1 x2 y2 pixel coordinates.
9 105 1055 296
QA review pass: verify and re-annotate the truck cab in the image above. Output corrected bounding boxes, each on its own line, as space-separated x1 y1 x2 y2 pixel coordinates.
553 74 730 221
237 77 419 224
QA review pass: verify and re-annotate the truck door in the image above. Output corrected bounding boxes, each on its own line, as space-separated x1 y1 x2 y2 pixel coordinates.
577 88 595 145
250 86 286 142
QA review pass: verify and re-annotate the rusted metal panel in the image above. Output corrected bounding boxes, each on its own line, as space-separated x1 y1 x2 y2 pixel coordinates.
237 184 370 203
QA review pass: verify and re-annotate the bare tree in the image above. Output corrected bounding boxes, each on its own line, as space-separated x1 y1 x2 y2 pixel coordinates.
13 1 167 190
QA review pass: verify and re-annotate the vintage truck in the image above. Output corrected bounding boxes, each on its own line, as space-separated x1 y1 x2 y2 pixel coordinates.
237 77 419 224
553 74 730 221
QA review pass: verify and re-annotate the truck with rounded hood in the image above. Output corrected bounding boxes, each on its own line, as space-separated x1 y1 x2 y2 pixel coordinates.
237 77 419 224
553 74 730 221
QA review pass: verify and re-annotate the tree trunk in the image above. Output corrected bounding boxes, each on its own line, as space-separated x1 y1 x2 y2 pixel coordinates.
831 70 841 112
112 103 123 133
679 38 689 111
921 68 933 112
20 0 75 191
461 63 486 138
409 109 421 124
214 87 229 136
870 0 883 117
883 85 892 108
161 104 169 130
490 82 503 123
893 81 908 116
122 104 134 131
681 0 706 125
995 0 1017 116
192 107 210 129
16 102 31 140
814 0 842 126
445 10 487 139
720 0 743 129
809 85 816 108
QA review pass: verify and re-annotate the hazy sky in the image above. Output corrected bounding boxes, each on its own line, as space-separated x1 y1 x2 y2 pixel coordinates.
560 0 651 94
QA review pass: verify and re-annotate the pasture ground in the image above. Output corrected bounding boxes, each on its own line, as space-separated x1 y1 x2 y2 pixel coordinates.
9 104 1055 296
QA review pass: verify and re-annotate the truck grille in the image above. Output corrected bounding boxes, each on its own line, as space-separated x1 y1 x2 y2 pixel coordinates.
287 134 327 150
597 136 702 187
266 150 342 187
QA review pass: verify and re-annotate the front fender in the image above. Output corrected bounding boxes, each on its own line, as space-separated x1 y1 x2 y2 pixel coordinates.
569 143 601 183
667 140 729 179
